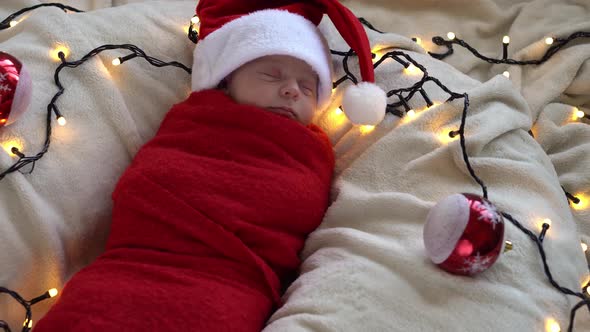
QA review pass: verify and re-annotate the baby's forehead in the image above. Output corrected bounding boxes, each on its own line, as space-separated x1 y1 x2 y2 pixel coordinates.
250 55 318 79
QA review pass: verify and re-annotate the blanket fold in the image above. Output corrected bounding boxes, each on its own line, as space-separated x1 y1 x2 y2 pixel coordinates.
34 89 334 331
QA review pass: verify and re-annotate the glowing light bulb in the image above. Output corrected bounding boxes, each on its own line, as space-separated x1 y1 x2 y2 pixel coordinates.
503 36 510 44
57 116 67 126
502 71 510 78
545 318 560 332
582 275 590 291
112 58 121 66
437 129 459 144
9 20 18 28
426 102 440 110
447 32 456 40
413 37 422 45
23 319 32 328
407 109 416 118
335 107 343 115
404 64 422 76
360 125 375 134
2 139 23 156
10 147 22 158
572 193 588 210
191 16 200 25
51 45 70 61
371 52 380 64
543 218 552 226
48 288 59 297
575 108 585 119
545 37 554 45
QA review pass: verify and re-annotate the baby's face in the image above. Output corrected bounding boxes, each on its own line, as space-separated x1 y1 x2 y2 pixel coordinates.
225 55 319 125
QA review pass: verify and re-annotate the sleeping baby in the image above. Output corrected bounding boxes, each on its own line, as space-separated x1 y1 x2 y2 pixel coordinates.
34 0 384 331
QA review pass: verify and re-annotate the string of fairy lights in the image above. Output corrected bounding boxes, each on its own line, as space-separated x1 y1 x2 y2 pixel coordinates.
0 3 588 332
355 18 590 332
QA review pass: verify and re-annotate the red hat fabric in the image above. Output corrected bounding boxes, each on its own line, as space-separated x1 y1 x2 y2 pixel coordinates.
191 0 387 125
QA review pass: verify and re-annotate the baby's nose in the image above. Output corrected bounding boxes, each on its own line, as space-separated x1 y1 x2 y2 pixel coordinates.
280 81 300 99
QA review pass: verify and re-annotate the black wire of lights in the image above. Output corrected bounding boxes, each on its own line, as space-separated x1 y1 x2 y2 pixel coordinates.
333 44 589 331
0 3 83 30
0 287 59 332
0 44 190 181
331 17 590 332
357 17 589 209
428 31 590 65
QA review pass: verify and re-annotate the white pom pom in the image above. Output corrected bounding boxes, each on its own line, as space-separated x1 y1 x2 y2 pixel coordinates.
341 82 387 125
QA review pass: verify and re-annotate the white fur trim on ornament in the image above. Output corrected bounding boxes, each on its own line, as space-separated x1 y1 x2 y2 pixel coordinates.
423 193 470 264
341 82 386 125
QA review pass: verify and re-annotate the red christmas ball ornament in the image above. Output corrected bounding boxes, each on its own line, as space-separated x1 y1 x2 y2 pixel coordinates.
423 193 506 276
0 51 32 127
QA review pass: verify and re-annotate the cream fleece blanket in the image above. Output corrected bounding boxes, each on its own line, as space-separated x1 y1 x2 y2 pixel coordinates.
0 0 589 331
0 0 194 328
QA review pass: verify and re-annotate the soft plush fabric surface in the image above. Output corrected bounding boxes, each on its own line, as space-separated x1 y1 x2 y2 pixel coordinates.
33 89 334 331
0 1 196 328
0 0 589 331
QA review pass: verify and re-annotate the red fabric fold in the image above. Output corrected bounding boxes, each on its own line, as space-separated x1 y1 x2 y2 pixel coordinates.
35 89 334 331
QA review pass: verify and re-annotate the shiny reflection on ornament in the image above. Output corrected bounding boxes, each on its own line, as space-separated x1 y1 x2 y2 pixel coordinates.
456 239 474 257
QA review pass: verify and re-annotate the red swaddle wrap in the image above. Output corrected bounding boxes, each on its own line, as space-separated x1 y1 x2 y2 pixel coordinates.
35 89 334 331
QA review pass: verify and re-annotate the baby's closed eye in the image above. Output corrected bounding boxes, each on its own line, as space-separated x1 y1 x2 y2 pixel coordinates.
299 82 316 96
258 71 280 80
300 85 313 96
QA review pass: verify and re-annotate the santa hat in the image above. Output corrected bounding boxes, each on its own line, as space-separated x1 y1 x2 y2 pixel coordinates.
191 0 387 126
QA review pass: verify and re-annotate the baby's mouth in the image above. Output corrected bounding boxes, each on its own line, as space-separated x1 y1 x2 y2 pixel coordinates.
268 107 297 120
